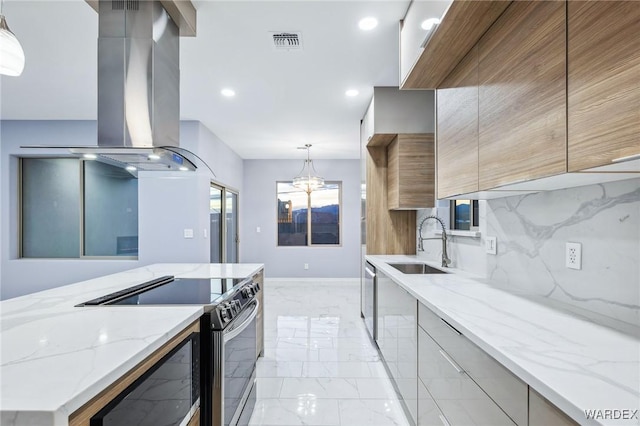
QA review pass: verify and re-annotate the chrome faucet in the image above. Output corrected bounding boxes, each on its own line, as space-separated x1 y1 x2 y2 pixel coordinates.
418 215 452 268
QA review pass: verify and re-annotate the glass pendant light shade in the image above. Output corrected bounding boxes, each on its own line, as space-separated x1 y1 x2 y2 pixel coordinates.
293 144 324 193
0 15 25 77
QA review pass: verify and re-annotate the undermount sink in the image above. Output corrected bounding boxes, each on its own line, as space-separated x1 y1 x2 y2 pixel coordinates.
387 263 448 274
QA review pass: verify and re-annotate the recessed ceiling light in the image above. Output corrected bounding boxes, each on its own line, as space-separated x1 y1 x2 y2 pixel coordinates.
358 17 378 31
83 153 97 160
148 154 161 160
125 165 137 171
221 88 236 97
346 89 359 97
421 18 440 31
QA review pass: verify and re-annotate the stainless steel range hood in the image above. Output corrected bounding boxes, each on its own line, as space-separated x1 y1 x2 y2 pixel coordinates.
94 0 192 171
23 0 200 174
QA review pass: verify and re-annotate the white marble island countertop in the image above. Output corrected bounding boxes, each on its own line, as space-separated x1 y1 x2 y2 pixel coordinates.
367 255 640 426
0 262 263 426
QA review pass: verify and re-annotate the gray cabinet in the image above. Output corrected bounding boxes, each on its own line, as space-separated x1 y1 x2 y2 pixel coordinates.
418 301 528 426
418 326 515 425
529 389 578 426
418 303 527 425
376 270 418 424
363 87 434 147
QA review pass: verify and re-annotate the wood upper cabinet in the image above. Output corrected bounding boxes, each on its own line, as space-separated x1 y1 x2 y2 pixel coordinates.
567 1 640 172
365 146 416 255
387 134 435 210
436 45 479 199
478 1 567 190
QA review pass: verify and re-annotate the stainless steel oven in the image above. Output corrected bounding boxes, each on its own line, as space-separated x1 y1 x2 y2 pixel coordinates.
81 275 261 426
212 299 258 426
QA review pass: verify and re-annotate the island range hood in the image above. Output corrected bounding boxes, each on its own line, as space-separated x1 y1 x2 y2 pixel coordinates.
23 0 200 174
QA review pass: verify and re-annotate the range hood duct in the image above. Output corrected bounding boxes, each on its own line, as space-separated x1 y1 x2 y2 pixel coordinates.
98 0 179 151
92 0 195 172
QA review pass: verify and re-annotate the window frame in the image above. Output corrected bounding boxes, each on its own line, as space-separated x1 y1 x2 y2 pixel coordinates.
276 180 342 247
449 199 479 232
19 157 139 260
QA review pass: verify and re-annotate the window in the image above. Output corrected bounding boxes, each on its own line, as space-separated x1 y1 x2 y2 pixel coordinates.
450 200 479 231
21 158 139 258
277 181 341 246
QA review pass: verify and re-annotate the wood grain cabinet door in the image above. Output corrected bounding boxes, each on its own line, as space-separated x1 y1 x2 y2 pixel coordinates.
387 134 435 210
436 45 479 199
567 1 640 171
478 1 567 190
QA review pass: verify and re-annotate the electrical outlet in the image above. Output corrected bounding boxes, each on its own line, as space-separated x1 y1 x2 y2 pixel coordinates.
566 242 582 270
183 228 194 239
304 263 309 270
485 236 497 255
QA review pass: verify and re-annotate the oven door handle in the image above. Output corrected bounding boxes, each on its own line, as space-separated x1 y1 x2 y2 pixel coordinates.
224 300 259 343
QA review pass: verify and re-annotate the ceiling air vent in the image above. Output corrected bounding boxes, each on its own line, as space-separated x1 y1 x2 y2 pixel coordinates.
271 32 303 50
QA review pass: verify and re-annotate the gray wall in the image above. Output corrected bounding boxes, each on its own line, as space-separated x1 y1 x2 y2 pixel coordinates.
1 120 242 299
418 178 640 327
241 159 360 278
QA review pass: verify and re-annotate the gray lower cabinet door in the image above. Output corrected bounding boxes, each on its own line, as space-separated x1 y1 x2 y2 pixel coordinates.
529 389 578 426
418 303 527 425
376 272 417 424
419 378 447 426
418 326 515 426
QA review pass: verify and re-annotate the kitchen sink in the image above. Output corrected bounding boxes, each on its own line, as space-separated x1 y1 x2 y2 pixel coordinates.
387 263 447 274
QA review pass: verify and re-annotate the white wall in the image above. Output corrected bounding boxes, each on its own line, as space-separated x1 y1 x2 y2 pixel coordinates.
241 159 360 278
417 178 640 327
0 120 242 299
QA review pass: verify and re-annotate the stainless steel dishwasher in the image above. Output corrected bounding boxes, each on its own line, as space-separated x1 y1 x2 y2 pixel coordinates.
363 261 377 341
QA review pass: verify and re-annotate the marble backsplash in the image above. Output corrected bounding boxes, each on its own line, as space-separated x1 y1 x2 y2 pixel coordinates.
418 178 640 327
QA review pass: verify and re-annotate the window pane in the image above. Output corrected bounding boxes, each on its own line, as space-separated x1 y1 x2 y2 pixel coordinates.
22 158 81 258
83 161 138 256
454 200 471 230
226 191 238 263
310 183 340 245
277 182 308 246
210 186 222 263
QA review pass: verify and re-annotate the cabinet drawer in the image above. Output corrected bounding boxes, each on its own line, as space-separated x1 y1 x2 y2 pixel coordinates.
418 303 527 425
419 327 515 425
418 377 447 426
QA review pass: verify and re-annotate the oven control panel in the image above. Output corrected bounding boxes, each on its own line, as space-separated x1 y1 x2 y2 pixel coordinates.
211 280 258 329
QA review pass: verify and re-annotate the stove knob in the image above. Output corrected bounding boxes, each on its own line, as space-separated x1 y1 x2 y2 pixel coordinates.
233 300 241 313
253 282 260 292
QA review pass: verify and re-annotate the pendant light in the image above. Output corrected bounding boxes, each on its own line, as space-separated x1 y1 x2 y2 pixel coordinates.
0 0 25 77
293 144 324 194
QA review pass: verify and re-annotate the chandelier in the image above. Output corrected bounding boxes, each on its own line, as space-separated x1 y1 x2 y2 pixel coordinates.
293 144 324 193
0 0 25 77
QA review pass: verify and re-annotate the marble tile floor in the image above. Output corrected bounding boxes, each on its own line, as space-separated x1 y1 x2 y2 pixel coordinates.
249 279 410 426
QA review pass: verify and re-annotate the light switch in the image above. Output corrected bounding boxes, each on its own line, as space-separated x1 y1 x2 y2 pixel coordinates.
485 236 497 255
256 227 261 233
184 228 194 239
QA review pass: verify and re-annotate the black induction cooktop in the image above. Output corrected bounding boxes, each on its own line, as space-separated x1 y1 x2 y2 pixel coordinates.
80 276 247 306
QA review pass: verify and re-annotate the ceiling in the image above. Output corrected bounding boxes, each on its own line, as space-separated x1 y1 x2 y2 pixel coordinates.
0 0 429 160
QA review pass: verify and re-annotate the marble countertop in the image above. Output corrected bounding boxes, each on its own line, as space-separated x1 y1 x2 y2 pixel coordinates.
0 263 264 426
367 255 640 426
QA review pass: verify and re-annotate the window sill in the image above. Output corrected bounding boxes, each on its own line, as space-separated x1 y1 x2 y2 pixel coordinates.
435 230 481 238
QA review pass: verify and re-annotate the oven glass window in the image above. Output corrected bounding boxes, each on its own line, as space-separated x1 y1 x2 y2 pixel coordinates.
224 313 257 426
